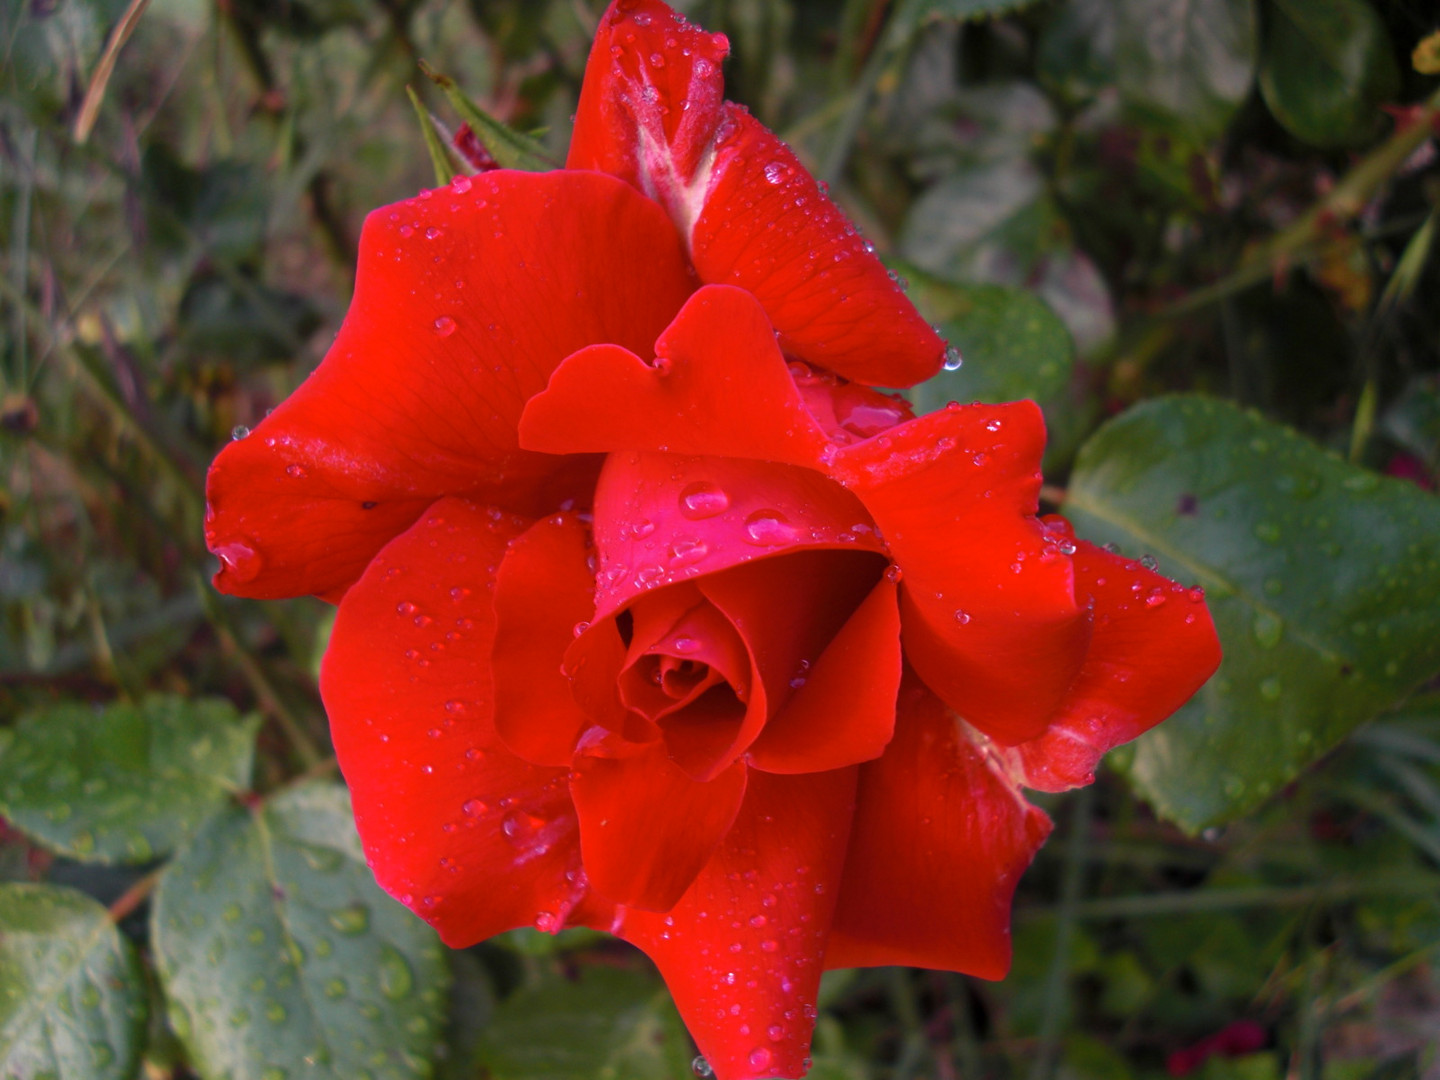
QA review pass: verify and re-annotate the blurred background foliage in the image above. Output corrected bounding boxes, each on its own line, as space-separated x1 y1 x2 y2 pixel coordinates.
2 0 1440 1078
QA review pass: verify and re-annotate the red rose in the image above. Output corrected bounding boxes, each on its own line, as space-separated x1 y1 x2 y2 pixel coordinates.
203 1 1221 1076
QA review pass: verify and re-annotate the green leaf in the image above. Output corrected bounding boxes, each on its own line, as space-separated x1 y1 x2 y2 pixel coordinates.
152 782 449 1080
405 85 457 187
475 966 693 1080
420 63 556 172
1259 0 1400 148
1065 396 1440 832
0 695 261 864
1036 0 1119 105
0 883 148 1080
903 269 1074 411
1113 0 1259 139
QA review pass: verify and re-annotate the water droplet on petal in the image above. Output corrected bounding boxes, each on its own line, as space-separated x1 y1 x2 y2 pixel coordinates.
231 424 250 440
744 509 801 546
748 1048 773 1071
434 315 456 337
679 481 731 519
943 346 963 371
215 541 263 583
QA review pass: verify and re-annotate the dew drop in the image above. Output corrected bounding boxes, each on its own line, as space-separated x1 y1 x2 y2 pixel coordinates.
378 945 414 1000
943 346 963 371
763 161 788 185
231 424 251 440
744 509 801 546
285 464 307 479
669 538 709 567
433 315 457 337
630 518 656 539
215 541 263 584
462 798 487 818
679 481 731 519
953 609 971 625
1139 554 1159 571
328 903 370 935
451 175 472 193
692 1057 714 1078
749 1048 774 1071
884 564 903 583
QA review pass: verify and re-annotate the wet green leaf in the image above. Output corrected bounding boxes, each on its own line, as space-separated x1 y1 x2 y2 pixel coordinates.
0 883 147 1080
475 966 692 1080
1113 0 1258 139
904 270 1074 409
151 782 449 1080
1259 0 1399 148
0 695 261 864
1066 396 1440 832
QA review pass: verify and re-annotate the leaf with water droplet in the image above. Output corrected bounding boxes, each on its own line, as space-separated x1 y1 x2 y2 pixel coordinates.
905 270 1074 412
0 696 260 864
1067 395 1440 832
0 883 146 1080
152 782 448 1080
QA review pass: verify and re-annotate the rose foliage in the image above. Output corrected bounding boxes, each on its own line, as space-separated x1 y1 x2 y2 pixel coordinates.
202 1 1222 1075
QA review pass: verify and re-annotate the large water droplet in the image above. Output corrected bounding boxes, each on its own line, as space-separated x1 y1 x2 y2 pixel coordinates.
748 1047 774 1070
679 481 731 519
763 161 788 185
215 541 263 584
744 510 801 546
231 424 250 440
943 346 963 371
692 1057 714 1078
433 315 456 337
669 538 709 567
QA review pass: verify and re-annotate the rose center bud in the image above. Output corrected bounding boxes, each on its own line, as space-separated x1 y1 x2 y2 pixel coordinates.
611 550 886 781
616 588 752 777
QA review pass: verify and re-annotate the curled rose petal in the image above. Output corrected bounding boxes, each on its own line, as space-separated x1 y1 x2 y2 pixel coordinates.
319 498 613 945
206 170 692 601
1012 527 1223 791
571 739 747 911
521 284 831 467
569 1 945 386
747 575 904 774
825 678 1052 977
831 403 1092 745
618 766 858 1080
589 449 885 616
491 513 597 767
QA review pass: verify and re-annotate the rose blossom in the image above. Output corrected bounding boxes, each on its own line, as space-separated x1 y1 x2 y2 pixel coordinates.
202 1 1221 1076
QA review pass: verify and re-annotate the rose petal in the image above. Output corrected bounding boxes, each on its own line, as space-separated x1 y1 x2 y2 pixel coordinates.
1013 530 1223 791
590 449 884 617
520 284 830 466
831 402 1091 745
825 679 1052 977
698 549 885 734
491 513 596 767
747 576 903 774
569 1 944 386
320 498 609 946
206 169 693 600
619 585 751 726
570 740 747 911
619 766 858 1080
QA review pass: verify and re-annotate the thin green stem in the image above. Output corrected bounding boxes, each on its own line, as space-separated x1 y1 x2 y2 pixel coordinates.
1026 785 1092 1080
